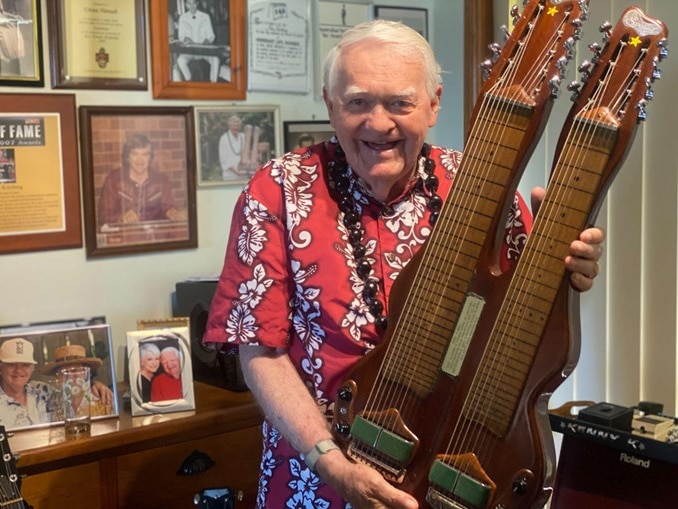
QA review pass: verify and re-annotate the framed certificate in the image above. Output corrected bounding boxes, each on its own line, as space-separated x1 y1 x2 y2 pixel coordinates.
46 0 147 89
0 93 82 254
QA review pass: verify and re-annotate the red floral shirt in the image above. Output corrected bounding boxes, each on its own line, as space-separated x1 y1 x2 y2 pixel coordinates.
204 140 531 508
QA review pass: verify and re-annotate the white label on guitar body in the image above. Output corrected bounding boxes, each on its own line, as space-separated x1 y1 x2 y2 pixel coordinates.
442 293 485 377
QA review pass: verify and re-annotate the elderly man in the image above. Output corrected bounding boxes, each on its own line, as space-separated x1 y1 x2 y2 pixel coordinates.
0 338 57 428
150 346 182 401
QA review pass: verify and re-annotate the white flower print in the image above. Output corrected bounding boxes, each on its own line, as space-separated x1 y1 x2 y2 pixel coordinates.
286 459 330 509
225 304 258 344
238 194 275 265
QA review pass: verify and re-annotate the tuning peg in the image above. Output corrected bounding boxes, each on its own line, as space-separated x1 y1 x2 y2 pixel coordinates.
639 100 649 120
577 60 593 78
564 37 577 60
510 4 520 25
578 0 589 20
480 59 493 81
652 59 662 81
488 42 502 62
645 83 654 101
500 25 511 41
548 76 562 97
567 81 582 101
599 21 613 43
570 18 584 41
555 56 569 78
657 38 669 61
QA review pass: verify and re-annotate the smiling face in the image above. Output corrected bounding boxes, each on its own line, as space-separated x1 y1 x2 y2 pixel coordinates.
0 362 34 395
140 350 160 377
160 349 181 379
323 40 441 202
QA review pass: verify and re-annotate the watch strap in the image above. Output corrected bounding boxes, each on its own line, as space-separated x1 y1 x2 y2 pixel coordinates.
304 439 340 472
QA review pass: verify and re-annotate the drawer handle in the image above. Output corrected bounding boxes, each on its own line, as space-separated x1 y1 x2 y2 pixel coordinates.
177 449 216 476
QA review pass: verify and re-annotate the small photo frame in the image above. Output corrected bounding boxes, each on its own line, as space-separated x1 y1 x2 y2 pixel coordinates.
0 0 44 87
374 6 428 40
79 106 198 258
126 327 195 417
0 321 118 432
150 0 247 100
283 120 334 152
195 105 281 186
47 0 147 89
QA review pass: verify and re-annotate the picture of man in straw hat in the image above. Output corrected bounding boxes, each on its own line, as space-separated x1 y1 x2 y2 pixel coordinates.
0 337 58 428
41 344 115 416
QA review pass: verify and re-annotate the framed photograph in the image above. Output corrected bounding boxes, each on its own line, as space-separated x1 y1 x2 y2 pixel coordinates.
374 6 428 40
195 105 281 186
46 0 147 89
126 327 195 417
150 0 247 100
0 93 82 255
283 120 334 153
0 322 118 432
79 106 198 258
0 0 43 87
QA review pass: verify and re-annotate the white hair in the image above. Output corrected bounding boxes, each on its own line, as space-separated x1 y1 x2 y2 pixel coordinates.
323 19 442 99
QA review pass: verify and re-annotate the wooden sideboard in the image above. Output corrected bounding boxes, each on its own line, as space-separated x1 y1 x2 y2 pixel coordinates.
9 382 263 509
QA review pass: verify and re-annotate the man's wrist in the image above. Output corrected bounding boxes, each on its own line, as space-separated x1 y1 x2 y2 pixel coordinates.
304 439 340 472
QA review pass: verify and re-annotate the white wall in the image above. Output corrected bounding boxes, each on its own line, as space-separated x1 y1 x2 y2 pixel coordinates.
0 0 464 380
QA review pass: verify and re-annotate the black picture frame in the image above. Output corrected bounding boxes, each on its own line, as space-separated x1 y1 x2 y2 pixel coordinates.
283 120 334 153
0 0 44 87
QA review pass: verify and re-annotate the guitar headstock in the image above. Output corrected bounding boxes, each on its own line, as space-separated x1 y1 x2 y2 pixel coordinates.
477 0 590 106
569 6 668 125
0 425 25 509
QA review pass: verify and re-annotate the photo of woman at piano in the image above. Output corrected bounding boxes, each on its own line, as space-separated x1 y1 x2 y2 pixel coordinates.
172 0 222 83
97 133 185 229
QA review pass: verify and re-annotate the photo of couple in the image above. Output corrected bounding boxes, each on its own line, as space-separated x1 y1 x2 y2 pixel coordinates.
126 328 195 416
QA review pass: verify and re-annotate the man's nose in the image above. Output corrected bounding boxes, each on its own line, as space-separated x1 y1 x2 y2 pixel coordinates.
364 105 395 131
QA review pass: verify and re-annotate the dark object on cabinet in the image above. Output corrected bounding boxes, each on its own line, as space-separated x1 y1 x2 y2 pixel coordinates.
174 280 248 392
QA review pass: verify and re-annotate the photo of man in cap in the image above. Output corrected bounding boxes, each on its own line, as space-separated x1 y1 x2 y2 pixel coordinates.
0 337 58 429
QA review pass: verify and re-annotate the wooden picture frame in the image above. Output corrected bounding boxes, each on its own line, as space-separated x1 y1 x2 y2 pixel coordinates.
126 327 195 417
46 0 147 90
79 106 198 258
0 321 118 432
0 93 81 255
374 6 428 40
0 0 43 87
150 0 247 100
195 105 281 186
137 317 190 331
283 120 334 153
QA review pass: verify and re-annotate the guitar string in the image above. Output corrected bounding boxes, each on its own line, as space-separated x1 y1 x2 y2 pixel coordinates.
469 38 640 469
445 0 557 460
434 3 582 486
447 35 638 486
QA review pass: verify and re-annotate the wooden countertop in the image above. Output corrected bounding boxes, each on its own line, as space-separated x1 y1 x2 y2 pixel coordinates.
10 382 262 476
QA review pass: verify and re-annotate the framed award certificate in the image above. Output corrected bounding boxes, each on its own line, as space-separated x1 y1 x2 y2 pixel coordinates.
47 0 147 90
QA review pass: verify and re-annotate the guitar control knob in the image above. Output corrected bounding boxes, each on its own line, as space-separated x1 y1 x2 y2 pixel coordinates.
334 422 351 437
338 386 353 402
511 475 529 495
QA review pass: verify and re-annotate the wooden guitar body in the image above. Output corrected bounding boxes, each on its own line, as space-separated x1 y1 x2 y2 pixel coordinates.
333 3 668 508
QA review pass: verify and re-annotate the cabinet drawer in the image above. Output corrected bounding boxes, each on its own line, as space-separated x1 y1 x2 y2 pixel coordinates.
116 426 261 509
21 461 103 509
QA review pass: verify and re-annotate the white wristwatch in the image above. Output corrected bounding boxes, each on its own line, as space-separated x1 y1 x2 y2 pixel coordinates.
304 439 340 472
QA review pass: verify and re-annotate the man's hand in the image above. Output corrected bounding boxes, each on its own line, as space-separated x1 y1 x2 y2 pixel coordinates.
531 187 605 292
